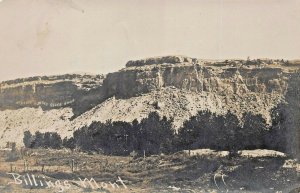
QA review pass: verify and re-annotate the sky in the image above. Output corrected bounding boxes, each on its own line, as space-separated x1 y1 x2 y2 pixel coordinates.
0 0 299 81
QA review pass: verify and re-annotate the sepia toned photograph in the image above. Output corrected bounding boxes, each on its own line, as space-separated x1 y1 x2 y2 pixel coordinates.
0 0 299 192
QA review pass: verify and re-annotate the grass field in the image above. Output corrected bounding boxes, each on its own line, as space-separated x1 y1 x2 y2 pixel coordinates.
0 148 299 193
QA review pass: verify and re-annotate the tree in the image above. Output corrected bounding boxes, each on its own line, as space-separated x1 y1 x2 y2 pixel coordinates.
241 112 268 149
222 112 241 150
159 116 175 153
178 111 227 150
23 131 33 148
33 131 44 148
131 119 140 151
264 103 287 152
51 132 62 149
44 132 51 148
63 137 76 150
139 112 175 154
74 126 94 151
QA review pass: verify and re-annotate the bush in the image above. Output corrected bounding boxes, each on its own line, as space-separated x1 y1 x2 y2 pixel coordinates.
6 143 20 162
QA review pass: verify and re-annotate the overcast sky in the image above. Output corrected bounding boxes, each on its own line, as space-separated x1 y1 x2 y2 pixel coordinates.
0 0 299 81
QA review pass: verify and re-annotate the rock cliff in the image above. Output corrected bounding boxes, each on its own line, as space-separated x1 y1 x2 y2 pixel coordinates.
0 56 299 156
0 74 106 116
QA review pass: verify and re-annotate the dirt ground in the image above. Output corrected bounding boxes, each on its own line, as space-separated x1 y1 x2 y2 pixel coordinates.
0 148 299 193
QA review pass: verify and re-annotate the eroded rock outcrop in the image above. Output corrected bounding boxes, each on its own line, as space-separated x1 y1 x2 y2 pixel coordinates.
126 55 197 67
0 56 299 156
105 57 291 99
0 74 106 116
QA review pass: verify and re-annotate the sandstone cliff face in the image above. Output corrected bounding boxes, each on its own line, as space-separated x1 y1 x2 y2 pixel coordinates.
101 56 297 128
0 56 294 113
0 74 106 116
0 56 299 154
105 64 290 99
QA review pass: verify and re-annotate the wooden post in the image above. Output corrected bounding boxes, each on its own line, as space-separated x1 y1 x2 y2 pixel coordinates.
23 160 27 172
41 164 44 173
10 164 13 172
71 159 75 172
104 159 108 172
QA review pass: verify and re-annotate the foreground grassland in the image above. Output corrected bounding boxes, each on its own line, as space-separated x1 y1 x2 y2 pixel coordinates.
0 149 299 193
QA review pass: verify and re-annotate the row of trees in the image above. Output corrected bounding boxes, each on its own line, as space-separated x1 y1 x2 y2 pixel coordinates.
177 111 281 152
23 105 289 156
23 131 63 149
178 105 288 153
23 112 175 155
71 112 175 155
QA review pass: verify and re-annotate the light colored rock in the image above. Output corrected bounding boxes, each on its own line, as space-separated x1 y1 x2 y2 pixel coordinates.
238 149 286 158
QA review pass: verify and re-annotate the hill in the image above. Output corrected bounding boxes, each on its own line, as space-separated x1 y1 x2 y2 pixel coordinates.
0 56 299 157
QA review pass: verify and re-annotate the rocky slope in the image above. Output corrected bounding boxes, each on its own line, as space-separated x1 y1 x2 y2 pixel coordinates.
0 56 299 155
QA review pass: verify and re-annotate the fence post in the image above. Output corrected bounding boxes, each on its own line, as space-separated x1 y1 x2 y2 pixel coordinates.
23 160 26 172
71 159 75 172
